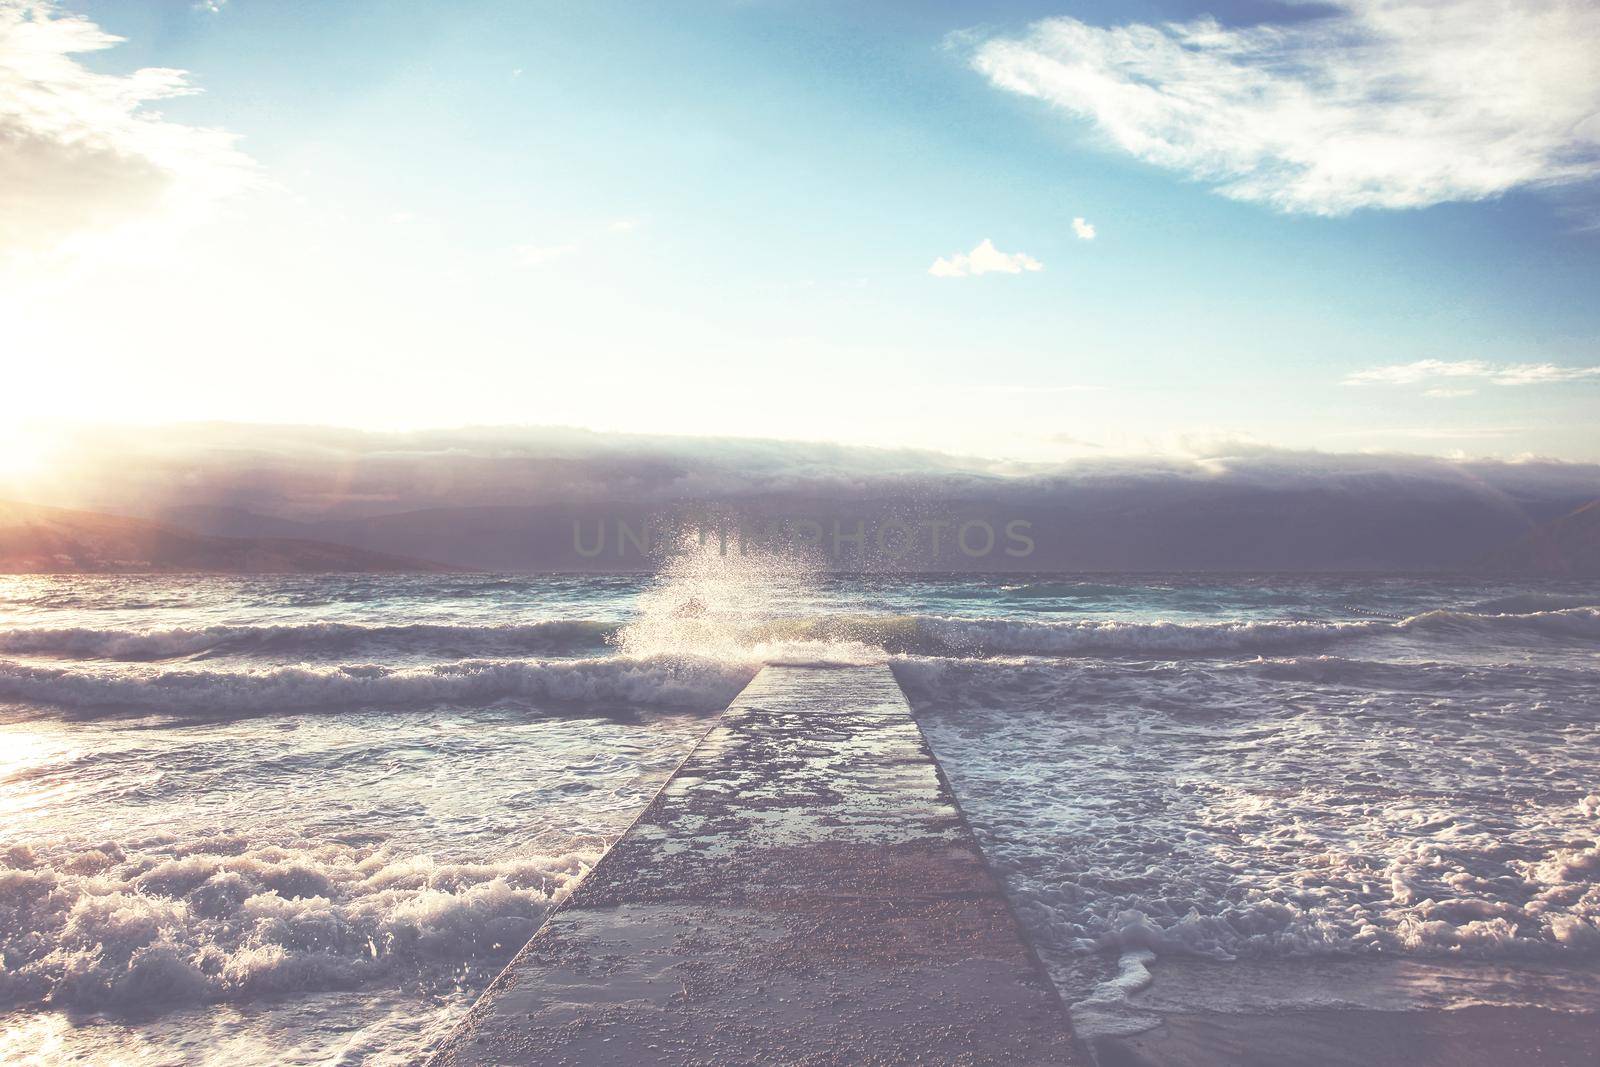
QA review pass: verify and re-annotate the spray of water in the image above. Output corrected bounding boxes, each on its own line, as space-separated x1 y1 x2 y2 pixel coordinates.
610 532 886 666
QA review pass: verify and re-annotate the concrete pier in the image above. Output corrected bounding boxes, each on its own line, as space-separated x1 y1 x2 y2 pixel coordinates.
429 664 1082 1066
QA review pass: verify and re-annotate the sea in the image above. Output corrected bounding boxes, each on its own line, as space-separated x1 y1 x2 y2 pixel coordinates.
1 548 1597 1063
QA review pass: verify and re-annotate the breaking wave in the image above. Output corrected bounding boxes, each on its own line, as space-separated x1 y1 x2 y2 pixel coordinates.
0 835 593 1012
1466 593 1600 614
613 604 1600 659
897 606 1600 656
3 606 1595 671
892 651 1600 714
0 655 756 715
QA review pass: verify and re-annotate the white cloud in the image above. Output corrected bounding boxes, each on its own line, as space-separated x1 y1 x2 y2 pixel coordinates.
513 243 577 268
1489 363 1600 386
1072 217 1096 240
1345 359 1600 387
970 2 1600 215
1346 360 1489 385
0 1 256 259
608 216 643 233
929 238 1043 278
1423 387 1477 398
194 0 227 12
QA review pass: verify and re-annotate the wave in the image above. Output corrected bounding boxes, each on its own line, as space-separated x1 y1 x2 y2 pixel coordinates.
1244 654 1600 692
995 581 1133 599
891 650 1600 718
0 835 593 1012
878 606 1600 657
900 614 1391 655
612 604 1600 662
0 655 755 716
1466 593 1600 614
6 606 1596 671
0 620 616 661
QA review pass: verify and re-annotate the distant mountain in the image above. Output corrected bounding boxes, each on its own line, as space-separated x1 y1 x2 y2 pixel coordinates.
1476 499 1600 576
0 501 455 574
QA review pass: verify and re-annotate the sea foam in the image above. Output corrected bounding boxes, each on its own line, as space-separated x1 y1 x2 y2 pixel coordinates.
0 835 592 1011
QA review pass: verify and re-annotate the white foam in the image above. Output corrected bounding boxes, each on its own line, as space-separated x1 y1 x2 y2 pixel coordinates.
610 536 886 665
0 835 592 1012
914 650 1600 971
1068 949 1164 1039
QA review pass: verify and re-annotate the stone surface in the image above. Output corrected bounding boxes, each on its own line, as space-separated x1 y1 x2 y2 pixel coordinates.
428 664 1083 1066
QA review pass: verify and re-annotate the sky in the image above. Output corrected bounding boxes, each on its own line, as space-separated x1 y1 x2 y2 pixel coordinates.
2 0 1598 471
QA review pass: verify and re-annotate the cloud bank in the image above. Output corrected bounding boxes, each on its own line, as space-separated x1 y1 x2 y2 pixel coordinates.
971 1 1600 215
24 423 1600 514
12 424 1599 572
0 0 255 258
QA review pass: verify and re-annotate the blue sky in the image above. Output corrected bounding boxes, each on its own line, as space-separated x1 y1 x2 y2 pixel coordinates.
2 0 1598 464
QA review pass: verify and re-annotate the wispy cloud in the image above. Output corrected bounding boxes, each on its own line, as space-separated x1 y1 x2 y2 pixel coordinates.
929 238 1042 278
1072 217 1096 240
968 1 1600 215
0 0 256 259
1345 359 1600 386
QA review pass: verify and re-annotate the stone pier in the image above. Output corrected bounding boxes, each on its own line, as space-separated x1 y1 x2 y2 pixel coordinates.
428 664 1082 1066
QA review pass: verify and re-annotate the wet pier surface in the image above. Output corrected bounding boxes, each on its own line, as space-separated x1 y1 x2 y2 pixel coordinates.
428 663 1082 1066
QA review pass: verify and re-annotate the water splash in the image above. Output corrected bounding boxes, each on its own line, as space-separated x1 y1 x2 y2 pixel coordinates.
610 533 885 665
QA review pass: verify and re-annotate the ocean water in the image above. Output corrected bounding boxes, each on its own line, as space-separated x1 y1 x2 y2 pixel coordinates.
1 556 1598 1062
